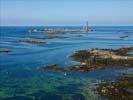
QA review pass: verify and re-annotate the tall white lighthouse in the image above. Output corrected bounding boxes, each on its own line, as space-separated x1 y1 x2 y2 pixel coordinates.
85 21 89 32
83 21 89 32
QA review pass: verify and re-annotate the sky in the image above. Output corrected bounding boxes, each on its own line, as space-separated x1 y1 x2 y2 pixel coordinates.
0 0 133 26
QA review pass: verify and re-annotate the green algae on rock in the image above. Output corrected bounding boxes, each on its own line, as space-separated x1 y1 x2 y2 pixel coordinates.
97 76 133 100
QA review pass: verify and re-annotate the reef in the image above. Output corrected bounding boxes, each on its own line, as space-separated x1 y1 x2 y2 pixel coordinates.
19 40 44 44
97 76 133 100
71 47 133 68
0 49 13 53
39 47 133 72
35 36 67 39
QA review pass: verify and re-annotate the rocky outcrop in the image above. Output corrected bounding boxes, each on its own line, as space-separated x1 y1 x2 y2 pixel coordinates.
71 47 133 68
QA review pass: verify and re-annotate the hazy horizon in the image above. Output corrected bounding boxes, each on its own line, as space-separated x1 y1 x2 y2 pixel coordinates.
1 0 133 26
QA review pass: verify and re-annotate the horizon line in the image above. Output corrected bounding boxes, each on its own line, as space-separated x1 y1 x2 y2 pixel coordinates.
1 25 133 27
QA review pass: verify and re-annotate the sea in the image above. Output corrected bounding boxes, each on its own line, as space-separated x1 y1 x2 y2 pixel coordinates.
0 26 133 100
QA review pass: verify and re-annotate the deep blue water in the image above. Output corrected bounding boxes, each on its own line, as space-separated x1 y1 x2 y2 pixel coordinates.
0 26 133 100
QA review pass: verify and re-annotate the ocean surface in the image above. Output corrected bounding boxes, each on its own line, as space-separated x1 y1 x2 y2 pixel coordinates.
0 26 133 100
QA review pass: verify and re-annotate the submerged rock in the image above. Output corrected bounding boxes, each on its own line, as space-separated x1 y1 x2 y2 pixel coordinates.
120 35 129 39
35 36 67 39
0 49 13 53
39 64 65 71
97 76 133 100
19 40 44 44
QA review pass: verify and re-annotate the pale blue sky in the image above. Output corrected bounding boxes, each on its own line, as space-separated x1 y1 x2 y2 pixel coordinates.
0 0 133 26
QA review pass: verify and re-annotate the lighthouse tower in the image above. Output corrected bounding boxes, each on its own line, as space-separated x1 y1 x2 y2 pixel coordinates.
85 21 89 32
83 21 89 32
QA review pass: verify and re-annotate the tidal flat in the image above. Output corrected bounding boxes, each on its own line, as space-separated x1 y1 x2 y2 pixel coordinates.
0 26 133 100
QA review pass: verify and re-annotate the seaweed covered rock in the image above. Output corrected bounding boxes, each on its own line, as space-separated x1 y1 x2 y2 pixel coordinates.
97 76 133 100
71 47 133 68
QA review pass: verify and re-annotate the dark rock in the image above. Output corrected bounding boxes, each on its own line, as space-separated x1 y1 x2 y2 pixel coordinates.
0 49 13 53
35 36 66 39
19 40 44 44
39 64 65 71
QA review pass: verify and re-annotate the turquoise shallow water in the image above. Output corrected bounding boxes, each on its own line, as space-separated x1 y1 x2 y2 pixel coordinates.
0 26 133 100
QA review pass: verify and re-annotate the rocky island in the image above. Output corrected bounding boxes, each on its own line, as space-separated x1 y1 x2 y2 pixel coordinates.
29 22 94 34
